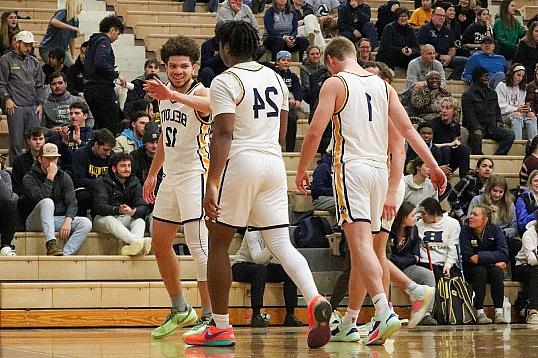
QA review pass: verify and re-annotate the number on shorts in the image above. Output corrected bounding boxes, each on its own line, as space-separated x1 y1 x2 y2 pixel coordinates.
365 92 372 122
165 127 177 147
253 87 279 119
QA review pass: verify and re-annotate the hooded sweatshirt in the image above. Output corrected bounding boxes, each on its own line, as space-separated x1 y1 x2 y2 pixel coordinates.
515 220 538 266
114 128 143 154
403 174 438 210
84 32 118 85
416 213 460 269
71 144 109 190
42 91 94 128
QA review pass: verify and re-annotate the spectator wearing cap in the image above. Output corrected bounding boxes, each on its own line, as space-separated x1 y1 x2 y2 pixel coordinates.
417 6 468 80
264 0 310 61
462 35 508 86
22 143 92 256
462 67 515 155
275 50 303 152
0 30 44 165
337 0 378 49
49 102 95 174
131 122 162 198
376 7 420 70
114 112 150 154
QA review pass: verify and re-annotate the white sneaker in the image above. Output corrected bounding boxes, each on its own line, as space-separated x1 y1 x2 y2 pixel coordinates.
0 246 16 256
142 237 152 255
408 284 435 328
120 240 144 256
357 318 375 337
330 310 342 329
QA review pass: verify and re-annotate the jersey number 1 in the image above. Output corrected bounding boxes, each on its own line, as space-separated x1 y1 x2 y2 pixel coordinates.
165 127 177 147
365 93 372 122
253 87 279 119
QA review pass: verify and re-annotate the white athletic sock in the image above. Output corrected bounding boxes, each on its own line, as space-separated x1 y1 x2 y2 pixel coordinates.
372 293 389 315
342 309 360 325
476 309 485 315
260 228 319 304
213 313 230 329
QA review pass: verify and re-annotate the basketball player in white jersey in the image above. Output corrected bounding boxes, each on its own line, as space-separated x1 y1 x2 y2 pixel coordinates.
295 37 446 345
183 21 332 348
142 36 212 339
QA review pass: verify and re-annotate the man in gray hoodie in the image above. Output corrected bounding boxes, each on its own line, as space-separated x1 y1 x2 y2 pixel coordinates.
0 31 44 165
22 143 92 256
42 71 94 129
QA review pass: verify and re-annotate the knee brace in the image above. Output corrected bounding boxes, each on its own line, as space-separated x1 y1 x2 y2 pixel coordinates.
183 220 209 281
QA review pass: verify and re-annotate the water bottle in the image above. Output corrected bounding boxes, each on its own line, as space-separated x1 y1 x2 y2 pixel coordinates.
114 78 135 91
503 296 512 324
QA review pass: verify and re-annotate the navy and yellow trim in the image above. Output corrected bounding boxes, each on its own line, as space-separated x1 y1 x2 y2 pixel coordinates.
332 113 355 223
195 123 211 172
223 70 245 105
233 63 264 72
273 71 287 109
333 75 349 115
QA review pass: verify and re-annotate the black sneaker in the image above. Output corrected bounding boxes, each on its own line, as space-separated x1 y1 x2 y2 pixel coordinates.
419 315 438 326
250 314 269 327
283 314 303 327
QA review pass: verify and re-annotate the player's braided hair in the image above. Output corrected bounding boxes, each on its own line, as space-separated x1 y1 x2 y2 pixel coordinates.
215 20 259 60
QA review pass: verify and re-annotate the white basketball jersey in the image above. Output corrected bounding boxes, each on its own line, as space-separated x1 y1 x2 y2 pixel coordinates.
332 71 389 169
210 61 289 159
159 81 212 175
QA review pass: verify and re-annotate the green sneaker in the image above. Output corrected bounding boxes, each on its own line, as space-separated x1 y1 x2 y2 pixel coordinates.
151 306 198 339
183 317 211 337
330 320 360 342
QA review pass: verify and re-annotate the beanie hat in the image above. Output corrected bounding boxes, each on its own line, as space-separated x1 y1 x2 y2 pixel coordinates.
142 122 160 143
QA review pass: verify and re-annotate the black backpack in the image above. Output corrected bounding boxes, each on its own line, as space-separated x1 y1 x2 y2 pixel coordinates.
293 216 333 248
433 276 476 325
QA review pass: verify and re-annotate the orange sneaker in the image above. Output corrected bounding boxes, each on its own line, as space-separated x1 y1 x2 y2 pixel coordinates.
183 325 236 347
307 295 332 348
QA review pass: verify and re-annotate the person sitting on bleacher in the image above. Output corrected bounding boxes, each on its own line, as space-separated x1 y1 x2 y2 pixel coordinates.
264 0 310 61
409 0 432 31
405 122 441 165
417 6 467 81
462 67 515 156
0 154 18 256
514 218 538 324
496 64 537 141
305 0 340 35
410 71 452 123
199 27 227 88
22 143 92 256
448 156 494 223
403 157 438 213
92 152 150 256
461 36 508 87
454 0 476 34
131 122 162 208
527 64 538 126
11 127 45 197
468 175 520 267
416 197 461 281
300 45 323 93
123 60 160 117
493 0 525 61
374 0 400 40
232 229 303 327
217 0 261 38
337 0 378 49
113 111 149 154
516 170 538 234
460 203 509 324
355 38 373 64
519 137 538 195
311 152 334 215
42 49 70 86
42 72 94 129
67 41 87 98
514 21 538 84
275 50 303 152
48 102 95 174
72 128 115 217
376 7 420 71
0 10 20 56
185 0 219 13
461 8 493 55
405 44 446 91
432 97 470 179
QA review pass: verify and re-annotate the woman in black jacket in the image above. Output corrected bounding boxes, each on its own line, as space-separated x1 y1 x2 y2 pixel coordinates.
376 7 419 69
514 21 538 83
460 203 509 324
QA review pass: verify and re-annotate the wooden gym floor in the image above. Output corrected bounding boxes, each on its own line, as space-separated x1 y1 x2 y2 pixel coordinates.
1 325 537 357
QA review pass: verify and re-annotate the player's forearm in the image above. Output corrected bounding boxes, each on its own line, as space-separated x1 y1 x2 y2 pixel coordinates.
387 121 405 193
170 92 211 115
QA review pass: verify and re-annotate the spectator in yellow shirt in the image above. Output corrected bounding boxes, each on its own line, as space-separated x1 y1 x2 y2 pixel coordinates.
410 0 432 31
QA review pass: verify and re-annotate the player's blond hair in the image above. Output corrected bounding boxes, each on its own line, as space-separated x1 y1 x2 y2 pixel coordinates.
324 37 357 62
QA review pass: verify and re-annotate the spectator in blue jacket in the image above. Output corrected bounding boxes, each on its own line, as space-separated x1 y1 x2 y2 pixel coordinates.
264 0 309 61
516 169 538 234
311 153 333 214
461 36 507 86
275 50 303 152
84 15 125 133
337 0 378 48
461 204 509 324
199 34 227 88
376 7 419 70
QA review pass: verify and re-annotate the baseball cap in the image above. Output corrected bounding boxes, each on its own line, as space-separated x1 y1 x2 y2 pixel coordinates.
276 50 292 61
142 122 160 143
481 35 495 44
15 31 35 44
38 143 61 157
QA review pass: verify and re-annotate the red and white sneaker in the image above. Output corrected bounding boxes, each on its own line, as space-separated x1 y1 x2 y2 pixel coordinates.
408 285 434 328
307 295 332 348
183 325 236 347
